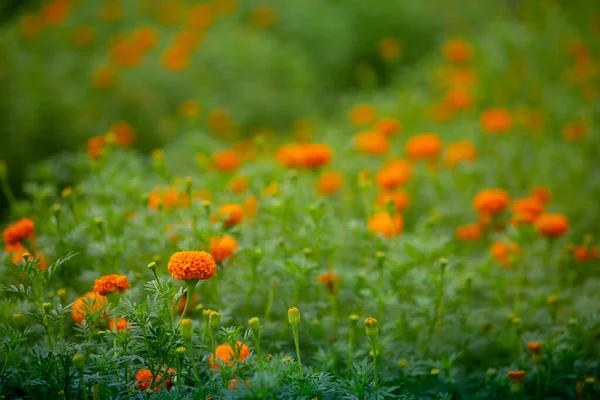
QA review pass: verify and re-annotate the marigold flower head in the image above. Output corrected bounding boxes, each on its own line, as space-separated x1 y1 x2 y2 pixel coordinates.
207 108 235 134
175 293 199 314
243 195 259 217
42 0 71 26
374 118 402 136
527 342 541 354
109 121 136 147
376 190 411 212
443 88 473 110
442 39 473 63
444 140 477 167
3 218 35 247
368 212 403 238
405 133 442 160
473 189 510 216
349 104 378 127
93 274 130 296
317 271 340 295
91 66 117 89
213 149 241 172
530 186 552 205
455 224 483 241
167 251 216 281
508 370 525 383
87 136 107 159
490 240 520 268
71 292 108 324
209 236 239 263
301 143 333 169
511 197 544 225
572 244 599 262
316 171 345 196
355 131 390 155
135 368 175 391
562 120 590 142
109 318 130 332
375 159 413 190
535 213 569 237
131 26 158 52
378 37 402 60
178 100 202 118
161 45 190 71
480 108 512 133
219 203 244 226
209 341 250 369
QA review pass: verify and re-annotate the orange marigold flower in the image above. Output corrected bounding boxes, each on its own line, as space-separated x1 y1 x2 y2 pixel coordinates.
185 3 212 29
301 143 333 169
213 149 241 172
207 108 235 134
110 121 136 147
209 236 239 263
71 292 108 324
42 0 71 26
87 136 107 159
229 176 249 194
131 26 158 52
375 159 413 190
511 197 544 225
93 274 130 296
316 171 345 196
349 104 378 127
455 224 483 241
168 250 216 281
376 190 411 212
573 245 599 262
135 368 175 391
228 378 250 391
562 120 590 142
276 143 303 168
355 131 390 155
250 5 278 29
3 218 35 246
480 108 512 134
109 318 130 332
473 189 510 216
535 213 569 237
530 186 552 205
317 271 340 295
444 140 477 168
527 342 541 354
179 100 202 118
368 212 403 238
444 88 473 110
219 203 244 226
442 39 473 63
20 15 44 39
12 250 47 270
508 370 525 383
161 45 190 71
405 133 442 161
490 241 520 268
209 341 250 369
374 118 402 136
91 66 117 89
243 195 259 217
378 37 402 60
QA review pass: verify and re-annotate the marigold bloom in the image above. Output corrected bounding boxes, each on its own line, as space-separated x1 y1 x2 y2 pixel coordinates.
135 368 175 391
93 274 130 296
250 5 278 29
444 88 473 110
11 250 47 270
473 189 510 216
300 143 333 169
527 342 541 355
317 271 340 295
91 66 117 89
213 149 241 172
511 197 544 225
178 100 202 118
20 15 44 39
480 108 512 133
207 108 235 134
535 213 569 237
455 224 483 241
375 159 413 190
374 118 401 136
110 40 142 68
209 341 250 369
209 236 239 262
355 132 390 155
3 218 35 246
243 195 259 217
131 26 158 52
176 293 199 314
110 121 136 147
376 190 410 212
490 241 520 268
508 370 525 383
229 176 249 194
161 45 190 71
168 251 216 281
378 37 402 60
316 171 345 196
405 133 442 160
42 0 71 26
219 203 244 226
349 104 378 127
444 140 477 167
368 212 403 238
562 120 590 142
87 136 107 159
71 292 108 324
442 39 473 63
530 186 552 205
572 245 599 262
109 318 130 332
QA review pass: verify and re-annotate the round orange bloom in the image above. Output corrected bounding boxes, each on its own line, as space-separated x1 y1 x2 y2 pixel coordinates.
376 190 410 212
219 204 244 226
527 342 541 354
20 15 44 39
378 37 402 60
186 3 213 29
405 133 442 160
374 118 401 136
71 292 108 324
480 108 512 133
444 88 473 110
93 274 130 296
110 121 136 147
455 224 483 241
442 39 473 63
511 197 544 224
42 0 71 26
228 378 250 391
91 66 117 89
367 212 403 238
135 368 175 391
349 104 377 127
72 25 95 47
300 143 333 169
250 5 278 29
535 213 569 237
573 245 599 262
473 189 510 216
209 236 239 263
529 186 552 205
444 140 477 167
315 171 345 196
213 150 241 172
131 27 158 52
243 195 259 217
229 176 249 194
375 159 413 190
490 241 520 268
3 218 35 246
209 341 250 369
562 120 589 142
109 318 130 331
12 250 47 270
168 251 216 281
87 136 107 159
508 370 525 383
110 40 143 68
355 132 390 155
161 45 190 71
317 271 340 295
179 100 202 118
276 143 303 168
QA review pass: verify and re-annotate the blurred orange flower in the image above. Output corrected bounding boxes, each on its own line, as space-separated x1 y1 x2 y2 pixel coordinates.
219 204 244 226
110 121 136 147
455 224 483 241
562 120 589 142
213 149 241 172
209 341 250 369
473 189 510 216
71 292 108 324
378 37 402 60
480 108 512 133
374 118 401 136
376 190 411 212
375 159 413 190
355 132 390 155
490 241 520 267
368 212 403 238
229 176 249 193
530 186 552 205
87 136 107 159
209 236 239 263
316 171 345 196
349 104 378 127
444 140 476 167
405 133 442 161
93 274 130 296
317 271 340 295
535 213 569 237
91 66 117 89
442 39 473 63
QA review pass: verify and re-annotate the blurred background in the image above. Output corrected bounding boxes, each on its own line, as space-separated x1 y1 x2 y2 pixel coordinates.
0 0 599 217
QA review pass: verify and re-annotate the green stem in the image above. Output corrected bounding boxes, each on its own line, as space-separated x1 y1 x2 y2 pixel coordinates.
292 326 303 375
263 283 275 322
180 281 197 324
369 335 378 388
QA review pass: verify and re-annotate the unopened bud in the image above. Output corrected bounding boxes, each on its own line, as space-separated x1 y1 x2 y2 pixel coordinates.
175 346 186 360
288 307 301 327
57 288 67 298
209 311 220 329
61 187 73 199
73 354 85 369
364 317 378 337
181 318 192 341
52 204 61 215
248 317 260 333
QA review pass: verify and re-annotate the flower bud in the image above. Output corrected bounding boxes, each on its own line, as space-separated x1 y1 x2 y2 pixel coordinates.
364 317 378 337
349 314 359 325
61 187 73 199
288 307 301 327
508 370 525 392
181 318 192 341
303 248 312 257
431 368 440 376
43 303 51 312
397 359 407 368
439 257 448 270
209 311 220 329
56 288 67 298
375 251 386 269
175 346 186 360
73 354 85 370
13 312 24 325
248 317 260 333
147 261 157 271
